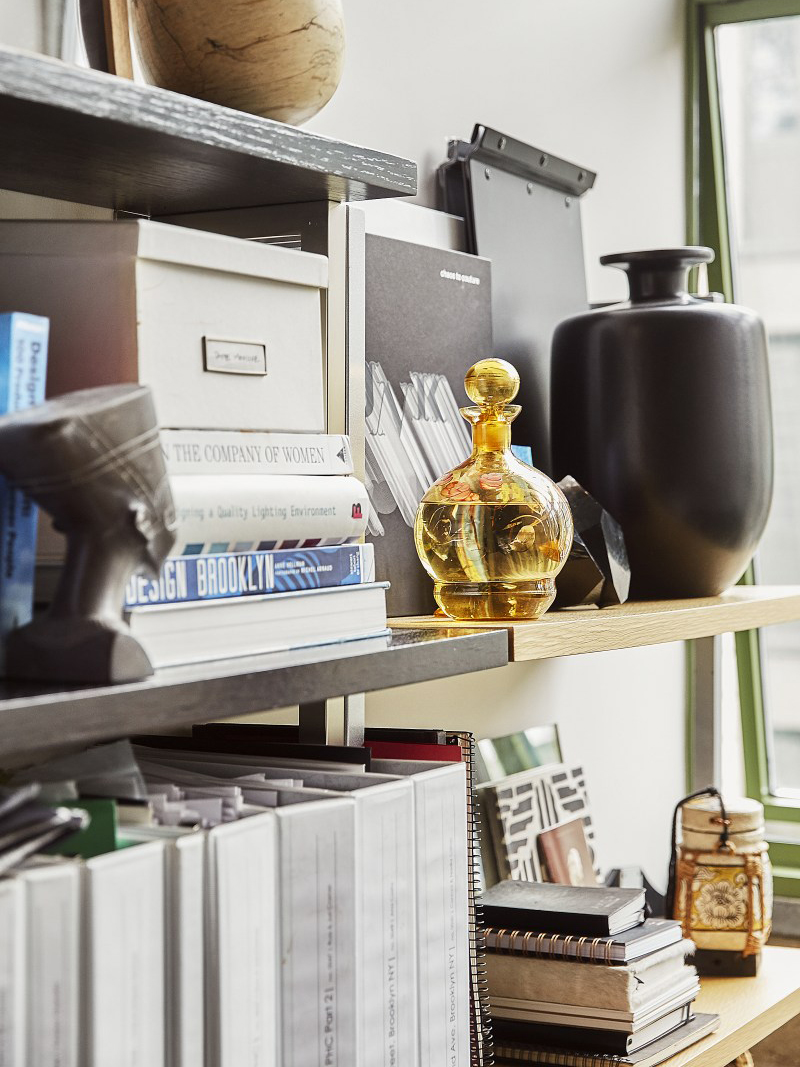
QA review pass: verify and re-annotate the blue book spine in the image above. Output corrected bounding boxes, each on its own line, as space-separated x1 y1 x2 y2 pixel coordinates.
0 313 50 654
124 543 376 608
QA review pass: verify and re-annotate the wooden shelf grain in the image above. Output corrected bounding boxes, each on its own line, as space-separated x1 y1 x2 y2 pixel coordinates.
391 586 800 661
0 626 507 765
661 946 800 1067
0 46 416 214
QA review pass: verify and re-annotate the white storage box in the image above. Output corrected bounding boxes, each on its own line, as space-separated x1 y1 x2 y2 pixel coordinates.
0 220 327 432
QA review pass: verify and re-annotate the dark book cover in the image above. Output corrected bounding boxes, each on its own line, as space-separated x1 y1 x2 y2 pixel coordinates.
364 234 493 617
132 732 371 768
480 880 645 936
193 723 299 743
194 723 448 745
492 1006 691 1057
365 727 446 744
492 1013 719 1066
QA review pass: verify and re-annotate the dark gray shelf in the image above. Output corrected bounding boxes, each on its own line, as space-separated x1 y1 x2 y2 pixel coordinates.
0 627 508 764
0 46 416 214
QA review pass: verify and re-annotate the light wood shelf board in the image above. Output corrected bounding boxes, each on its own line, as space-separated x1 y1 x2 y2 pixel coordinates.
391 586 800 661
660 945 800 1067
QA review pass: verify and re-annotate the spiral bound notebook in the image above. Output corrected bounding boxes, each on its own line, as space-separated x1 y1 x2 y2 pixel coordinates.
447 731 495 1067
483 919 682 965
371 729 494 1065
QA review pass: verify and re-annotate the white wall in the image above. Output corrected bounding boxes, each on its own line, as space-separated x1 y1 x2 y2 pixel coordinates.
0 5 42 54
366 647 686 885
309 0 686 303
310 0 689 882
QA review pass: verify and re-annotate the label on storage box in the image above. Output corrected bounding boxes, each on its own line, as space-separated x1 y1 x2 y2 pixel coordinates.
203 337 267 375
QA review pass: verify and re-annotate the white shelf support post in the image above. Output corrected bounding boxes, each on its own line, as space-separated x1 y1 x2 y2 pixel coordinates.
297 695 364 747
688 634 723 791
343 694 365 748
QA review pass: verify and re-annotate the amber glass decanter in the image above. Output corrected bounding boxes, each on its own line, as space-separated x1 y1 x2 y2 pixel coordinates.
414 358 573 620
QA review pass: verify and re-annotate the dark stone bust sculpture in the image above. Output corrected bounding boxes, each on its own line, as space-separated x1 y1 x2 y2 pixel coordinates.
0 384 176 683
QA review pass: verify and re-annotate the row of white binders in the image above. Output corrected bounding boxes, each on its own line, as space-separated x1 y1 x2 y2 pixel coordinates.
0 749 472 1067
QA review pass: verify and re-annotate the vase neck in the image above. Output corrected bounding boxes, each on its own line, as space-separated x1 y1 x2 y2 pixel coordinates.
600 247 715 304
626 265 688 302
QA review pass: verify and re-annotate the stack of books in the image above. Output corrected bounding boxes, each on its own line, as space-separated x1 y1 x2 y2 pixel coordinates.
116 427 387 667
481 881 720 1066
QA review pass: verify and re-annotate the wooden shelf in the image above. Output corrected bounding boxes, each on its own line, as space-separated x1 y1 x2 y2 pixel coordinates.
0 626 507 765
661 946 800 1067
0 46 416 214
392 586 800 661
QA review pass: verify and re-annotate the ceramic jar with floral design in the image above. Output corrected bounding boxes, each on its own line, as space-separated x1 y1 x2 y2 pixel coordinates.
671 794 772 958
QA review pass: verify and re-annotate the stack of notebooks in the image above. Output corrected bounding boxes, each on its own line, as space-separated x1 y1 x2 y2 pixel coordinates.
480 881 720 1066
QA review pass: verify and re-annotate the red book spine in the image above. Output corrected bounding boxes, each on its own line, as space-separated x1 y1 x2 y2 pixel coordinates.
363 740 463 762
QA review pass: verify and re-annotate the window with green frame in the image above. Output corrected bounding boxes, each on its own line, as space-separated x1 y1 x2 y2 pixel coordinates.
689 0 800 896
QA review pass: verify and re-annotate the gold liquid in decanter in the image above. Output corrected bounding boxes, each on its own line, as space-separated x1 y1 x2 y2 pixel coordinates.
414 358 573 620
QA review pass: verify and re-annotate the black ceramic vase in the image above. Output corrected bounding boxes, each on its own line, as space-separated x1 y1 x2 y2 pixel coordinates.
550 247 774 599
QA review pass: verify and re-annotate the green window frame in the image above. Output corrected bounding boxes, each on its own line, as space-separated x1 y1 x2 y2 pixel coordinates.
687 0 800 897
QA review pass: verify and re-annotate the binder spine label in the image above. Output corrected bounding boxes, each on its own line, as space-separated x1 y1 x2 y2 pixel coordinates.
321 882 337 1065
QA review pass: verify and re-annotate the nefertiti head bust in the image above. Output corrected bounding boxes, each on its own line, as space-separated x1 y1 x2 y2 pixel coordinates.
0 384 176 682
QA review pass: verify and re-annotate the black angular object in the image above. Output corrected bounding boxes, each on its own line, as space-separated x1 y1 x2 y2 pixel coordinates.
552 247 773 598
554 476 630 608
693 948 761 977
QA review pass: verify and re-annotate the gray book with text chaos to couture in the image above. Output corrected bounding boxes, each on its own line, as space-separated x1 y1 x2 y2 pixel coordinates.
364 234 493 617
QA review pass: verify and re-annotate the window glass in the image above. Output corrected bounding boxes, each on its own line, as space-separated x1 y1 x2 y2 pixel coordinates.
717 16 800 795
